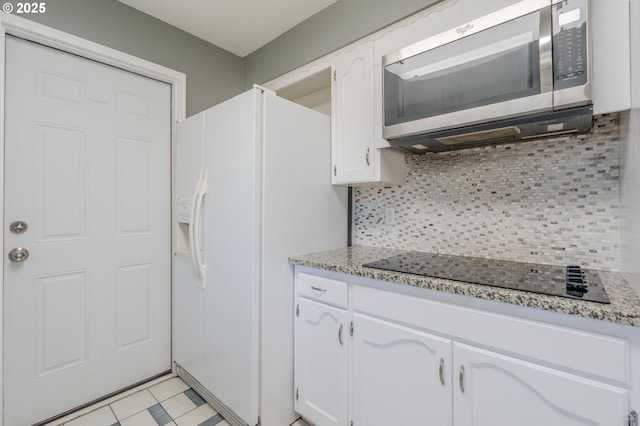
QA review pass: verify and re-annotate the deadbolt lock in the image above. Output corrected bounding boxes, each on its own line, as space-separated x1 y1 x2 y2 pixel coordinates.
9 221 28 234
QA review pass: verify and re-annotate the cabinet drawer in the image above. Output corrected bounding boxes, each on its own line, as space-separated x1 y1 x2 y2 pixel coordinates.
298 272 348 308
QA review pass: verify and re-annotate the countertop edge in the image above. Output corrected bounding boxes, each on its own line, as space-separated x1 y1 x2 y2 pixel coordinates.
289 247 640 328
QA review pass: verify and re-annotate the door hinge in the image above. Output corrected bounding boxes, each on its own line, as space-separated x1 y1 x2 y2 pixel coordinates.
333 165 337 176
630 411 638 426
296 388 299 401
296 304 299 317
256 416 261 426
350 321 354 337
350 421 353 426
333 70 337 81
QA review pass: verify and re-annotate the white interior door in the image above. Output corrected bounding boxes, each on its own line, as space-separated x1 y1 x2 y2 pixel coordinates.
3 35 172 425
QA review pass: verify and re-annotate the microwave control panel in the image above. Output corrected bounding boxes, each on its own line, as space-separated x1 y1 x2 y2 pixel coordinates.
552 0 588 90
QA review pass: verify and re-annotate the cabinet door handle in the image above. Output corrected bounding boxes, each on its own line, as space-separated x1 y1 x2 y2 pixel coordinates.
311 286 326 293
439 358 445 386
459 365 465 393
338 324 344 346
365 148 370 166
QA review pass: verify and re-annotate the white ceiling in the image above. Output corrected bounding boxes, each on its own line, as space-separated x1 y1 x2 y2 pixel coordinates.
117 0 339 57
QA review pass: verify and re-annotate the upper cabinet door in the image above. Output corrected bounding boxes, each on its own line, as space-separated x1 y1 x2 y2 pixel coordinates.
453 342 628 426
332 42 376 185
591 0 630 114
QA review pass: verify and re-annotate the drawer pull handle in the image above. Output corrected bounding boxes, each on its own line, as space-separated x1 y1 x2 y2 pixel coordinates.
439 358 445 386
338 324 344 346
459 365 465 393
311 286 327 293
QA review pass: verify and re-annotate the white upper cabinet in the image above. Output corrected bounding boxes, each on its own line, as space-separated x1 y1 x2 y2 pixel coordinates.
332 42 405 186
332 42 375 184
590 0 631 114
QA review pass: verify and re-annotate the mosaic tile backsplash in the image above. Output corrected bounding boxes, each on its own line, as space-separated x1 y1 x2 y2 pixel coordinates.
354 114 621 270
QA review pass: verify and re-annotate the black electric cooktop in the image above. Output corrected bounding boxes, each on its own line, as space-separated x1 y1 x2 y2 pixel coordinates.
363 251 610 304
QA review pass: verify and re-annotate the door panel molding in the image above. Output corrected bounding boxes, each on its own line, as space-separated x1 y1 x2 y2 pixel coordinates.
0 13 186 426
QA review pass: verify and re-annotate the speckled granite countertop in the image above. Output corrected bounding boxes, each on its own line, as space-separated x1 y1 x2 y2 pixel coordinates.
289 246 640 327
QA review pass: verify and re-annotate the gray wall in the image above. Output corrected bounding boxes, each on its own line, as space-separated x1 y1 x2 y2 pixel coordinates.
243 0 442 87
19 0 445 112
20 0 244 117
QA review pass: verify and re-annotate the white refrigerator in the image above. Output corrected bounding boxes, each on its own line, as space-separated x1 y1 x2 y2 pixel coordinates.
173 87 347 426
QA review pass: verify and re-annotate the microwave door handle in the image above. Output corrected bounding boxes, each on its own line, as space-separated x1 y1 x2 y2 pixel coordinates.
538 5 553 95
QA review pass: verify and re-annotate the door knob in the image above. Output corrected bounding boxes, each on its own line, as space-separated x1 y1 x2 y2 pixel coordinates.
8 248 29 262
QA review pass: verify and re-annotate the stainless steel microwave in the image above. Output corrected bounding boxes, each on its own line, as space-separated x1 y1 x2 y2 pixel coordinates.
382 0 592 153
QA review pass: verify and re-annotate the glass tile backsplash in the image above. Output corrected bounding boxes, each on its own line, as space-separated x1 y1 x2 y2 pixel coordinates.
354 114 620 270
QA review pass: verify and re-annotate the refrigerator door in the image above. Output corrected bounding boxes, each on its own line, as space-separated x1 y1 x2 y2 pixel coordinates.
173 112 205 381
200 89 262 425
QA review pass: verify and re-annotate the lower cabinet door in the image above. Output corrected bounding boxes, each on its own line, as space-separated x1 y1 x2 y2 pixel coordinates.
351 313 453 426
453 343 628 426
295 297 348 426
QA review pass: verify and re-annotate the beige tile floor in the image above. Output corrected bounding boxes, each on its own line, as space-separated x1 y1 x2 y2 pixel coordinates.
45 374 311 426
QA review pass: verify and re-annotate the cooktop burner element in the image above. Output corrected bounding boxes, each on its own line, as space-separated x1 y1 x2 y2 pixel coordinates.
363 251 610 304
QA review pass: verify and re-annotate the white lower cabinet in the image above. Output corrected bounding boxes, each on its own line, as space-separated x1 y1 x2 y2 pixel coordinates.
294 274 349 426
453 343 628 426
294 268 632 426
351 313 453 425
350 318 627 426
